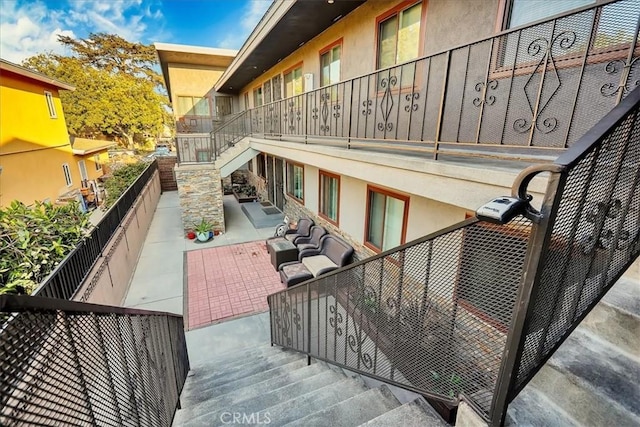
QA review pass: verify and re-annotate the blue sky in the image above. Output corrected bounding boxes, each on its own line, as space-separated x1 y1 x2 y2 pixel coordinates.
0 0 272 63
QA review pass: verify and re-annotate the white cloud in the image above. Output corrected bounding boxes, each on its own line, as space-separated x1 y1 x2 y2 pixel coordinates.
0 1 75 63
219 0 272 49
0 0 163 64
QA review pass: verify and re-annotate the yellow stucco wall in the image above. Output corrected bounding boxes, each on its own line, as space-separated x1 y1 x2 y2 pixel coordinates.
0 71 106 207
240 0 500 106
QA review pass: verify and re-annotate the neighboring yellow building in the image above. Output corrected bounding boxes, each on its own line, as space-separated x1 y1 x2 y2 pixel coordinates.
0 59 114 208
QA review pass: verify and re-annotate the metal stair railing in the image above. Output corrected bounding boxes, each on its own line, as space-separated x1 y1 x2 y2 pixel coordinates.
267 86 640 425
211 110 251 161
0 295 189 427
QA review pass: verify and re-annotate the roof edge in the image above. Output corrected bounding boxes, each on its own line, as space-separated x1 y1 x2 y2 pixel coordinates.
153 42 238 57
0 58 75 91
214 0 295 92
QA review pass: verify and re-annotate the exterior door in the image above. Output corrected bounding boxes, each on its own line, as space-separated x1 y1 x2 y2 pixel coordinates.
78 160 88 184
275 158 284 210
266 155 275 203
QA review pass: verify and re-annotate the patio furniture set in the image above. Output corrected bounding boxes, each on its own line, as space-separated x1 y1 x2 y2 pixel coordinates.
266 218 354 287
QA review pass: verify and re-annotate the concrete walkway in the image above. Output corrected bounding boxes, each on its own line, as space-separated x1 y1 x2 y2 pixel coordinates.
124 192 275 314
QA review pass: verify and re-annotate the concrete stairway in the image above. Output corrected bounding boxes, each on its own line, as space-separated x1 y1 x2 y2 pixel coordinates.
507 274 640 426
172 344 447 427
214 138 257 178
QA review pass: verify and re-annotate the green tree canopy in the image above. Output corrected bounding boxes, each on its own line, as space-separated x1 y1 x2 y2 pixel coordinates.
23 34 171 149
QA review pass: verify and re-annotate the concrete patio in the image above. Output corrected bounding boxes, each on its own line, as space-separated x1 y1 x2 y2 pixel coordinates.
123 191 278 361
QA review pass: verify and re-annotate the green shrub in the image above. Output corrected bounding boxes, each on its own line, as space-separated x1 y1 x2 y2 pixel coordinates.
103 161 148 208
0 200 90 295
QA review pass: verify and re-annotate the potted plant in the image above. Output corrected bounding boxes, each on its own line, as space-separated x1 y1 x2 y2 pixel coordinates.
194 219 213 242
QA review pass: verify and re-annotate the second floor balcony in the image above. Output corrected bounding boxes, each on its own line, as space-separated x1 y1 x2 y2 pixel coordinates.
176 0 640 166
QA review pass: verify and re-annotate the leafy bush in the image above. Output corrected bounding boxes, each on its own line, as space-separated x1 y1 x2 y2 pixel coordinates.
103 161 148 208
0 201 90 295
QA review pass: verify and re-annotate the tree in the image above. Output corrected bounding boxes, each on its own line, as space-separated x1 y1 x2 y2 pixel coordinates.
57 33 164 86
22 34 171 149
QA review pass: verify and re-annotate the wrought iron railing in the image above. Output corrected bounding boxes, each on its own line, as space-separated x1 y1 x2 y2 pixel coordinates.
33 160 158 300
0 294 189 426
268 86 640 425
248 0 638 161
176 111 250 163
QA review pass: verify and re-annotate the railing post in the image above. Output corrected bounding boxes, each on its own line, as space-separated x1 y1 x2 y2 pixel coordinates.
490 170 565 426
434 50 451 160
307 283 312 365
347 79 354 149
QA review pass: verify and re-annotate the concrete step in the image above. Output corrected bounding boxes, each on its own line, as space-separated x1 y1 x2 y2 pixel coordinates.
528 328 640 426
581 276 639 357
188 343 273 369
183 377 369 427
183 351 305 390
175 368 346 424
507 384 579 427
283 385 401 427
359 398 449 427
180 358 309 403
181 361 325 407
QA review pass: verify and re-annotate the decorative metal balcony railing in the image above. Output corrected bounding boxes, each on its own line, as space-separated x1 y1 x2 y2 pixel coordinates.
0 295 189 426
268 85 640 425
176 111 250 163
34 160 158 300
248 0 638 160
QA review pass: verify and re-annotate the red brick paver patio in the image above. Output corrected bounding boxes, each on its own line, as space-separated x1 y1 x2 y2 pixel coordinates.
186 241 285 329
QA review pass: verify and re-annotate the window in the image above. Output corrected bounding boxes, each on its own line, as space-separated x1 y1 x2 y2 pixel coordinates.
253 86 263 107
286 162 304 201
195 150 211 162
320 40 342 88
319 171 340 224
377 2 422 69
284 64 304 97
365 186 409 252
272 75 282 101
505 0 595 29
244 92 250 111
94 154 102 171
257 153 266 178
263 80 272 104
44 91 57 118
78 160 88 182
62 163 72 186
176 96 210 116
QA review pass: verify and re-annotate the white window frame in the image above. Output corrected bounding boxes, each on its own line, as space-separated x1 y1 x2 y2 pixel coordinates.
78 160 88 182
45 91 57 118
62 163 72 186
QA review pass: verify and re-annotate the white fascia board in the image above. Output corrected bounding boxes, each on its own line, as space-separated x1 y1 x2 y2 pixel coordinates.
214 0 296 92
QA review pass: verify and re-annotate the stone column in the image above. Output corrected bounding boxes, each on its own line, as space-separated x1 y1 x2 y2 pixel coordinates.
174 163 225 234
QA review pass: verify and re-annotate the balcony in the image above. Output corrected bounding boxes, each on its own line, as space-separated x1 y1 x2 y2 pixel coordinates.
176 0 640 165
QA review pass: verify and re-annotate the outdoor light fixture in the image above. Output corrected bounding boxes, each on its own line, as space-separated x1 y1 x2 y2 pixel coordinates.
328 0 334 3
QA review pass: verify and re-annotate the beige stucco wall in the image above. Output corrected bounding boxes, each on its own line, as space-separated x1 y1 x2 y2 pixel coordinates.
239 0 501 106
167 63 231 118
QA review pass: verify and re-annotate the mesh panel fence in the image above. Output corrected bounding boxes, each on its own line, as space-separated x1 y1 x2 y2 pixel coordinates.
513 93 640 393
269 217 532 415
0 300 188 427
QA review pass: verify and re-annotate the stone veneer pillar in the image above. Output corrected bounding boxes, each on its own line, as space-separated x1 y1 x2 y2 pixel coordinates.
174 163 225 234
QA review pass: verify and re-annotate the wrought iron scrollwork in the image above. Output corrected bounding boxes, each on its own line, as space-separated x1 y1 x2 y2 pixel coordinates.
600 57 640 98
473 80 498 107
347 285 378 370
378 76 397 132
405 92 420 112
320 92 331 133
581 199 630 254
362 99 372 116
284 100 301 131
514 31 577 135
329 304 343 336
279 294 293 346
